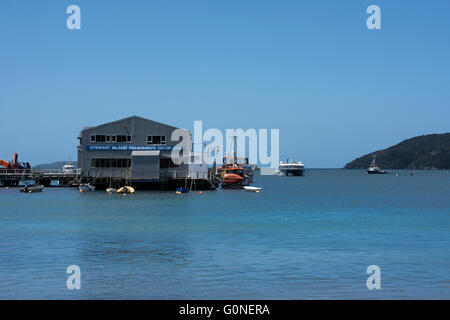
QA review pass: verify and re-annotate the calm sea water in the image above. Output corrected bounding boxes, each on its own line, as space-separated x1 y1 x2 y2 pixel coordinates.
0 169 449 299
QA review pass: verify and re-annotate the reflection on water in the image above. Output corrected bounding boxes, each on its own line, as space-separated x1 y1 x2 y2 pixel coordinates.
0 170 449 299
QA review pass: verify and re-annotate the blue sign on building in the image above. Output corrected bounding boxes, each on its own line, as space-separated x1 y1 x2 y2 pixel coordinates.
86 145 175 151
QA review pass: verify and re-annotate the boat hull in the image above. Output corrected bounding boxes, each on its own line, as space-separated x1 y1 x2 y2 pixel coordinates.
366 170 386 174
243 186 262 192
117 186 135 194
176 187 189 193
79 184 95 192
223 173 244 184
20 185 44 193
280 169 305 176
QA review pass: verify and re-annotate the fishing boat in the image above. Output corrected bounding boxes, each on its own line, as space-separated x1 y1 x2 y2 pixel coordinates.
222 155 255 183
279 158 305 176
216 136 250 188
219 165 248 188
20 185 44 193
243 186 262 193
366 156 386 174
79 183 95 192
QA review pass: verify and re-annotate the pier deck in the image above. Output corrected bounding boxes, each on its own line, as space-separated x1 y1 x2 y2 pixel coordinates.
0 169 80 187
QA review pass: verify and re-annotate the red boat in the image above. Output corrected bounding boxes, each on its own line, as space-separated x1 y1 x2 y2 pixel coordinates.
218 165 248 188
216 136 249 188
223 173 244 184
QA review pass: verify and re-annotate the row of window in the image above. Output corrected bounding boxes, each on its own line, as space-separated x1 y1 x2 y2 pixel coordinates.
89 135 167 145
91 158 131 168
90 158 179 169
147 135 166 145
90 135 131 143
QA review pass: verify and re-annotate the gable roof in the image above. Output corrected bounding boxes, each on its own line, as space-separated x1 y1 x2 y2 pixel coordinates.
80 115 186 133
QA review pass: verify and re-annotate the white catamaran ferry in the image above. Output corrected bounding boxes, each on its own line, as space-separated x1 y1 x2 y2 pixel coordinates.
279 159 305 176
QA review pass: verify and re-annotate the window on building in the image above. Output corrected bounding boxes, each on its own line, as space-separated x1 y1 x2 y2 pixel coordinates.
90 134 132 144
117 135 131 143
91 158 131 168
160 158 178 169
147 135 166 145
95 135 106 142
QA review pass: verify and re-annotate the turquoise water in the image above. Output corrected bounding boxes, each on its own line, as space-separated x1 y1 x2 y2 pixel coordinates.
0 169 449 299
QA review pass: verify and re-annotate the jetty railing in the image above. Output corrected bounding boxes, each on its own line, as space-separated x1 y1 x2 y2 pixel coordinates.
0 168 81 176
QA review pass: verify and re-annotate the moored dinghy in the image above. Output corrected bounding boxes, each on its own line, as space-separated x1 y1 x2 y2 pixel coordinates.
117 186 135 194
106 188 117 193
176 187 189 194
243 186 262 193
79 183 95 192
20 185 44 193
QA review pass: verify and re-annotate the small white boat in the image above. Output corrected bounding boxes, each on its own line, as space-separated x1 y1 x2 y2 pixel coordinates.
62 164 76 174
274 169 283 176
106 187 117 193
243 186 262 193
79 183 95 192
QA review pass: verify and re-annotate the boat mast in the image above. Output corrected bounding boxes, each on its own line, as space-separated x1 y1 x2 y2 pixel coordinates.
233 135 237 166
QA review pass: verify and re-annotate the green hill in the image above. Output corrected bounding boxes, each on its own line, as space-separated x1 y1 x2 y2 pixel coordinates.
344 133 450 170
34 161 77 170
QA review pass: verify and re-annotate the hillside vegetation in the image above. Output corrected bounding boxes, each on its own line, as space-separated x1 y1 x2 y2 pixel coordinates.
34 161 78 170
344 133 450 170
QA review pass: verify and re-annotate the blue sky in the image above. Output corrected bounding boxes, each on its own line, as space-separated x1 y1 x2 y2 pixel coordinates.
1 0 449 167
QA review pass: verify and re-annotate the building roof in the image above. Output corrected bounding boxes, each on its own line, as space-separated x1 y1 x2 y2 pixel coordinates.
80 115 187 133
